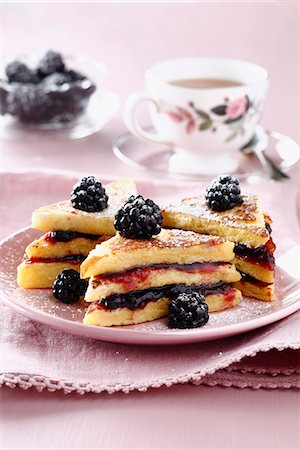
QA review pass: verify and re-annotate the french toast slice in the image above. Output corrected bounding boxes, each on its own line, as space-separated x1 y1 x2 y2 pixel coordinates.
233 257 274 284
17 178 136 289
233 235 276 284
31 178 137 235
80 228 236 279
161 194 269 248
17 234 111 289
85 263 241 302
233 220 275 300
17 258 83 289
83 288 242 327
25 232 110 259
81 228 241 327
161 195 276 301
233 278 274 302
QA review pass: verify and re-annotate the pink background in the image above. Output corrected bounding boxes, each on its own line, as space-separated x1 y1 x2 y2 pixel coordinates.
1 2 299 449
2 1 300 177
3 1 298 140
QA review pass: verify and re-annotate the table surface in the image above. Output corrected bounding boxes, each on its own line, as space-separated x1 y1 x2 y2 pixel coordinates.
1 3 299 450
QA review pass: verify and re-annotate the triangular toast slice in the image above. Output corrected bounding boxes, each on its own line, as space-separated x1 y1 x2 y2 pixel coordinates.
32 178 137 235
80 228 236 279
24 233 110 259
81 228 241 327
161 194 269 248
85 262 241 303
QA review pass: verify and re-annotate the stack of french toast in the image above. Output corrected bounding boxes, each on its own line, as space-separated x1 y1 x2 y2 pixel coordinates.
17 174 276 329
17 178 137 288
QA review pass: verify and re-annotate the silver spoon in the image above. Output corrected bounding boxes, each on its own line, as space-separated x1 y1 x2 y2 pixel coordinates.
240 128 290 181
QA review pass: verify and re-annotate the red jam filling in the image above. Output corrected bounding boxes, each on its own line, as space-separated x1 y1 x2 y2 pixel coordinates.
92 262 223 291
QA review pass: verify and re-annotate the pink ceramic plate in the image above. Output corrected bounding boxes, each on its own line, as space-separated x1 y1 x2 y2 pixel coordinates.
1 227 299 345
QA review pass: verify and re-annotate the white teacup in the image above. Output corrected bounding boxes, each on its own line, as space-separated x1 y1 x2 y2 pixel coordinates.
124 57 269 174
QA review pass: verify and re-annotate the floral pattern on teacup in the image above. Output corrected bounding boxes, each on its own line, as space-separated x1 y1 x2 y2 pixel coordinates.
162 95 261 142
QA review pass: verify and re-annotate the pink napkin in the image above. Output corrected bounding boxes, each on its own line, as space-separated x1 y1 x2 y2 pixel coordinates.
1 171 299 394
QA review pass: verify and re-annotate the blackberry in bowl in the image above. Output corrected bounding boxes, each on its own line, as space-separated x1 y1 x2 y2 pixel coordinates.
0 50 98 126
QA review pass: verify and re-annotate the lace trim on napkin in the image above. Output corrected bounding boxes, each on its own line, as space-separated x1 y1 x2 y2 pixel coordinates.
1 343 299 394
1 369 299 395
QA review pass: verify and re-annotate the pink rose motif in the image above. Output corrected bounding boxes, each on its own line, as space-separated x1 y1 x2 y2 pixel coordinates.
164 111 183 122
226 96 247 119
163 106 196 134
176 106 193 121
186 119 196 134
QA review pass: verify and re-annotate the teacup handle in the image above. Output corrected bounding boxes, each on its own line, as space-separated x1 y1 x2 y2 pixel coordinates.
124 92 173 146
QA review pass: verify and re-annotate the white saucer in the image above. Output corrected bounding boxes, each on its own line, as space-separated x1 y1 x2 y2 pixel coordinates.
113 126 299 180
2 89 120 140
168 149 239 175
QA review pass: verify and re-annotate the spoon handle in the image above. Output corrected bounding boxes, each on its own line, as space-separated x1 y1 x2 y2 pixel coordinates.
255 149 289 181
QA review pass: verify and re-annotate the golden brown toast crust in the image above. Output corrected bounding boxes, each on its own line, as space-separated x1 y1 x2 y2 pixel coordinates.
80 229 235 279
31 178 137 235
161 194 269 247
100 228 225 252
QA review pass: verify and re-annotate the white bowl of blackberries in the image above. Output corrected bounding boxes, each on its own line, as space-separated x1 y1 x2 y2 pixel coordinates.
0 50 99 127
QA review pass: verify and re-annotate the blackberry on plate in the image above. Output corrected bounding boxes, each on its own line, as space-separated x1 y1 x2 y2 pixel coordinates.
37 50 65 77
71 176 108 212
205 174 243 212
168 292 209 329
5 60 38 84
114 195 163 239
52 269 88 304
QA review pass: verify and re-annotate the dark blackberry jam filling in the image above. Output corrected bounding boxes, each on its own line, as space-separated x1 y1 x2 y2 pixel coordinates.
45 231 100 243
239 272 270 287
234 237 275 270
265 222 272 234
26 254 86 264
99 282 231 311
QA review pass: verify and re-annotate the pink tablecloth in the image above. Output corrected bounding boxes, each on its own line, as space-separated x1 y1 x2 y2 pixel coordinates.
1 171 299 394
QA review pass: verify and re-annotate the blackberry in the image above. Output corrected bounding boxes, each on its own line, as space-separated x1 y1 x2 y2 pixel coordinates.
37 50 65 77
6 85 53 123
0 82 9 114
205 174 243 212
49 231 77 241
71 176 108 212
114 195 163 239
52 269 88 304
5 60 38 84
67 70 86 82
168 292 209 329
43 73 72 87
